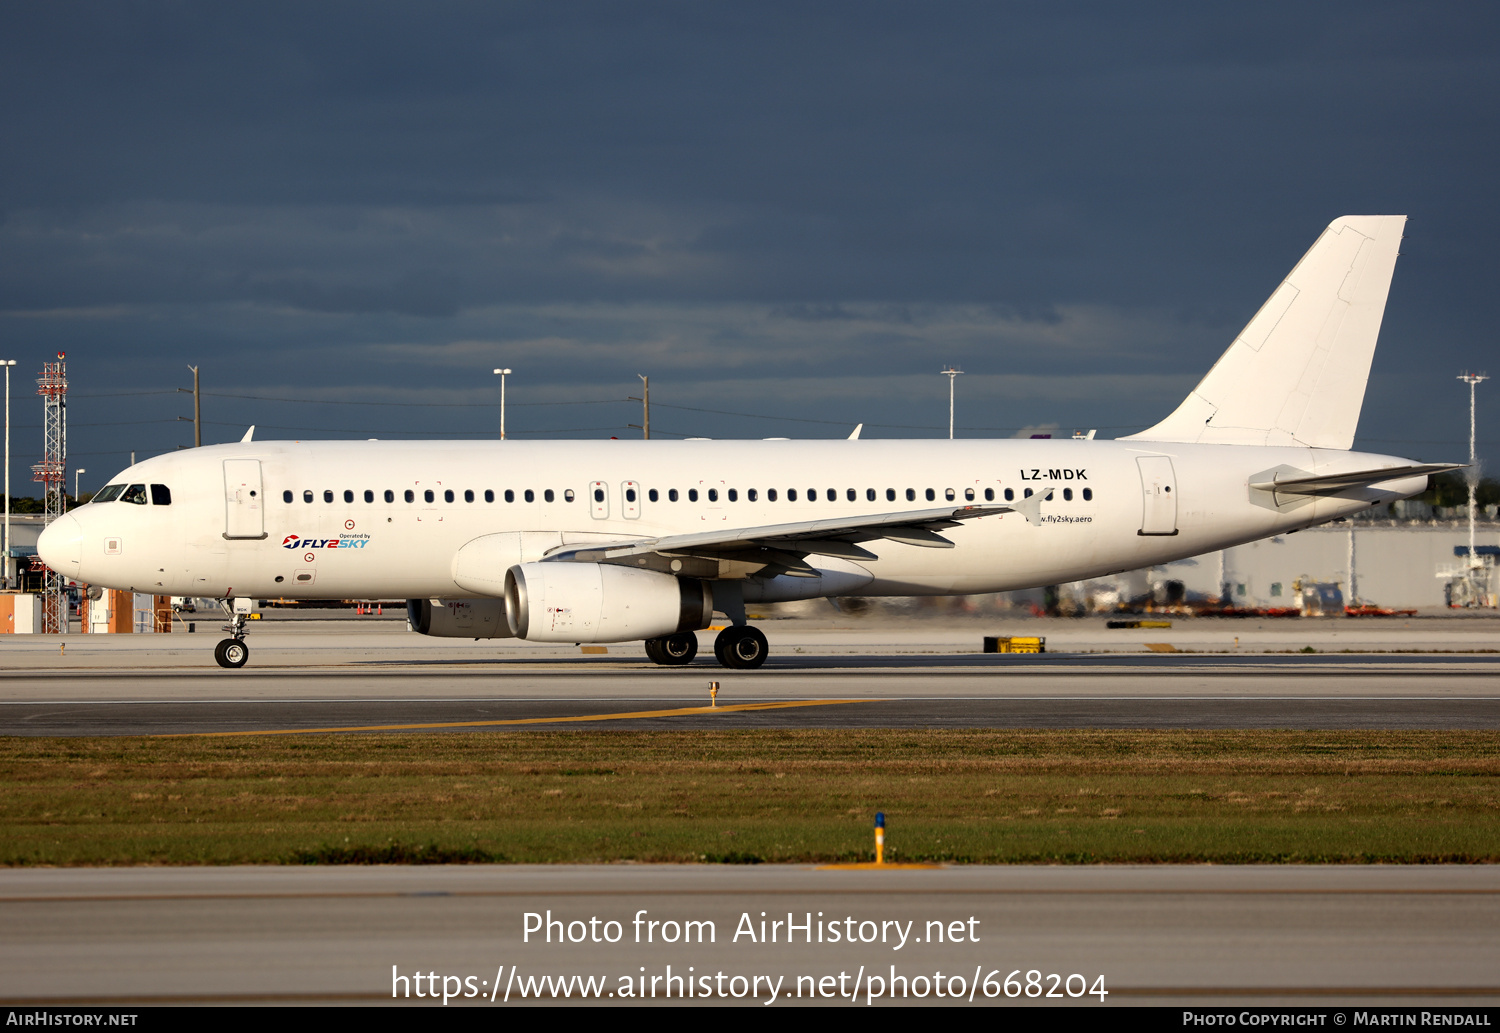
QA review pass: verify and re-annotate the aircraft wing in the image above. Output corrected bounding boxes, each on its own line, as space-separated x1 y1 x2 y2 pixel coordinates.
547 503 1022 569
1249 463 1464 496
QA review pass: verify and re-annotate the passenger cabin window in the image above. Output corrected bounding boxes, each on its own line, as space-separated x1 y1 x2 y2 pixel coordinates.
344 490 354 503
524 489 535 503
120 484 148 505
464 489 474 503
747 488 757 502
945 488 955 501
444 489 454 503
925 488 935 501
964 488 974 501
1083 488 1093 501
984 488 994 501
282 490 293 504
424 489 435 503
544 489 555 503
485 489 495 502
826 489 836 502
708 489 718 502
768 489 778 502
625 487 636 502
726 489 735 502
906 489 915 501
886 488 895 501
1063 488 1073 501
788 489 797 501
564 489 574 502
384 490 395 503
405 489 415 503
324 490 334 503
648 489 658 502
95 484 126 503
668 489 679 502
364 490 374 503
845 488 855 502
689 489 699 502
150 484 171 506
304 490 314 504
505 490 514 502
1005 488 1014 501
866 488 876 501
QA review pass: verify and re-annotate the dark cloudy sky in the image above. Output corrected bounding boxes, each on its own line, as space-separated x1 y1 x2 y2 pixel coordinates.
2 2 1497 486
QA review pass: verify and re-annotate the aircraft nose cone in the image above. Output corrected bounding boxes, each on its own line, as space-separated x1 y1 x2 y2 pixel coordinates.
37 513 83 576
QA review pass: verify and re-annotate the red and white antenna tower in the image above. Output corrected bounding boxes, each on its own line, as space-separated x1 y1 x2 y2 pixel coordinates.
32 352 67 634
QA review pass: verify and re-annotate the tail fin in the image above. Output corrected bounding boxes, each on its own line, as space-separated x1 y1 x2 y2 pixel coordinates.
1122 215 1406 450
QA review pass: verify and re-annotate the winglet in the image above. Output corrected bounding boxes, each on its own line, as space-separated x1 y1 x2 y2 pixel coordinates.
240 426 255 443
848 423 863 440
1010 486 1055 525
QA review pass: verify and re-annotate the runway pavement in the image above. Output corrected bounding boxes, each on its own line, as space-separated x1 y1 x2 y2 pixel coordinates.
1 864 1496 1007
3 615 1499 733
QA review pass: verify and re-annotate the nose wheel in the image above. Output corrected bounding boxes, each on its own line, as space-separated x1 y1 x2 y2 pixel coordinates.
214 638 249 669
713 625 768 669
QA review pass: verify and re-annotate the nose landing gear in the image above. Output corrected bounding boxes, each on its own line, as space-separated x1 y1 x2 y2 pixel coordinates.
214 600 251 669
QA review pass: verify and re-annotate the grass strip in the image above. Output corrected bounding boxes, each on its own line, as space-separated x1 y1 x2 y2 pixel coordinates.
1 729 1497 866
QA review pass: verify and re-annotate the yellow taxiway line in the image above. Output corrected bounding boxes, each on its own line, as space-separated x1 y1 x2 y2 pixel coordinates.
156 698 878 737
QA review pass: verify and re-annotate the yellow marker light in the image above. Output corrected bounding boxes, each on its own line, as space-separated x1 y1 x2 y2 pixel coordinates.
875 811 885 865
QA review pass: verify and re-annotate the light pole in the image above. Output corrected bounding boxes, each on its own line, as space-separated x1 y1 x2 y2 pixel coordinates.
2 359 14 588
73 468 86 508
940 366 964 439
493 369 512 440
638 374 649 440
1459 371 1488 574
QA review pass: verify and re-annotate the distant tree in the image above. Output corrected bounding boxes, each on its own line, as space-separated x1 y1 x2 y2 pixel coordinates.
1423 472 1500 508
1 495 44 514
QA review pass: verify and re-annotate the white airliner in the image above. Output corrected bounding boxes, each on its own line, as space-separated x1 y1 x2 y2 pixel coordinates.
38 215 1457 668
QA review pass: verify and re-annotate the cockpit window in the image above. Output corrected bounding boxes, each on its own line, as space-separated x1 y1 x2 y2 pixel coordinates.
120 484 148 505
94 484 125 503
150 484 172 506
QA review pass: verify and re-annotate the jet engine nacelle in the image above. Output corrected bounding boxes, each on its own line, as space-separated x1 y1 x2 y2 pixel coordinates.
503 562 713 643
406 598 515 639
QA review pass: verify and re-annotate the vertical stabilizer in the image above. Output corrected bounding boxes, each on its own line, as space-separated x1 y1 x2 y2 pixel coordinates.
1122 215 1406 450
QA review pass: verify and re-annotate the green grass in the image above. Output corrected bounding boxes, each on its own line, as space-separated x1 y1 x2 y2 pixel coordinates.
2 730 1498 865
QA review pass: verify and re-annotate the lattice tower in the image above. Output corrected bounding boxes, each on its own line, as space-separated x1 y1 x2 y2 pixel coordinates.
32 353 67 633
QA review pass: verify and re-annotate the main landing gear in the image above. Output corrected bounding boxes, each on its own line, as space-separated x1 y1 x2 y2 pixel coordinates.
214 602 250 669
644 632 698 666
643 626 769 669
713 625 768 670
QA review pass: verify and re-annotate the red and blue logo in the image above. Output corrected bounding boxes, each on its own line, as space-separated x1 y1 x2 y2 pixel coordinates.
282 534 369 550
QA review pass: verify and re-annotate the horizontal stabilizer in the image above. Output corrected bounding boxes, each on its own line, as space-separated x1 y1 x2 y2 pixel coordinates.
1250 462 1463 497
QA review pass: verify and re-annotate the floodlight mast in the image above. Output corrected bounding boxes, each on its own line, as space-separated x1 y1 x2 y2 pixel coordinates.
2 359 13 588
1459 371 1488 573
940 366 963 440
493 369 512 440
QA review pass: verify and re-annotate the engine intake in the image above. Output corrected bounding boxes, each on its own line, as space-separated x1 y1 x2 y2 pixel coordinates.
504 562 712 642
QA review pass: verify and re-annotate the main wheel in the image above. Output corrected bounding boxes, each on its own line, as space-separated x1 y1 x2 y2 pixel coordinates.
714 626 767 669
214 638 249 669
644 638 666 664
659 631 698 665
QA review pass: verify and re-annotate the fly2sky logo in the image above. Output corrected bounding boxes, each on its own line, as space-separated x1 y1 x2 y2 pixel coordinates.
282 534 372 550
